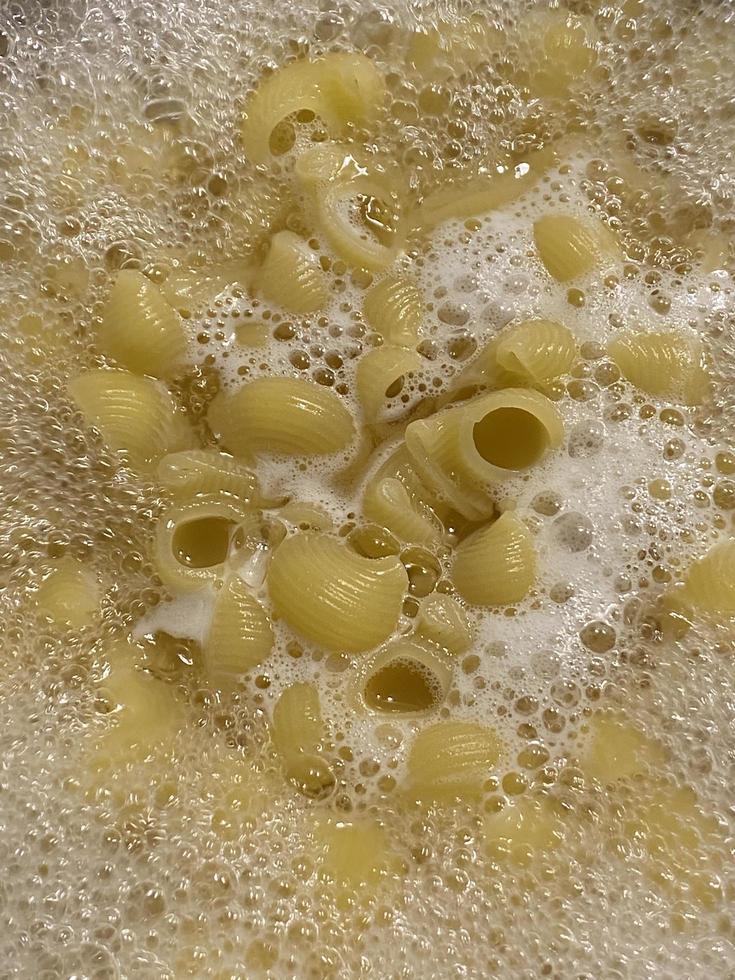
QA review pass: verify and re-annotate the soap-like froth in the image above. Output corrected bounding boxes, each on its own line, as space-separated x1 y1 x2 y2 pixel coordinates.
0 0 734 977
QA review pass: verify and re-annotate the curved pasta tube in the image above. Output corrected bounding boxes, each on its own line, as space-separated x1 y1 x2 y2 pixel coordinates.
362 475 444 547
405 388 564 520
207 377 355 457
414 593 474 655
521 10 597 99
154 495 261 593
608 330 710 406
257 230 329 314
533 213 620 282
356 637 453 715
97 269 187 379
451 512 536 606
267 531 408 653
68 368 193 469
34 557 100 629
673 539 735 619
363 275 424 346
581 712 666 784
272 682 334 796
407 720 500 801
495 319 577 384
203 576 273 691
157 449 263 505
357 345 423 422
241 53 387 164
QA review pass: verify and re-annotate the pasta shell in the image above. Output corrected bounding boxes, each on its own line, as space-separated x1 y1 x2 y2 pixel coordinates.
608 330 710 406
207 377 355 457
157 449 262 505
362 475 443 547
34 557 100 629
408 15 503 81
68 368 192 469
204 576 273 690
484 796 566 864
522 10 597 98
356 345 423 422
267 531 408 653
357 637 453 715
676 539 735 617
363 275 424 347
160 260 251 316
257 231 329 314
313 816 389 887
452 512 536 606
414 593 474 655
98 269 187 379
495 318 577 384
272 681 324 758
533 213 620 282
581 712 666 784
407 720 500 800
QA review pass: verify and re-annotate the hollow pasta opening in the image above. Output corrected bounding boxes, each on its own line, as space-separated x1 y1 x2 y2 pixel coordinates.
473 406 548 470
172 516 237 568
364 658 440 713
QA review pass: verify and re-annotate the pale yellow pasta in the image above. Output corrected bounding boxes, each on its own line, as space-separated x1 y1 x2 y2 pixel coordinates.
157 449 264 505
608 330 710 406
207 377 355 457
452 512 536 606
267 531 408 653
160 259 252 316
278 501 334 532
495 318 577 384
671 538 735 618
313 816 390 887
581 712 666 784
272 682 334 796
409 146 556 236
362 475 443 547
154 495 258 593
257 230 329 314
405 388 564 520
34 557 100 629
366 444 453 526
484 796 566 864
97 269 187 379
407 720 500 800
533 213 620 282
357 637 453 715
520 10 597 99
241 53 386 164
408 15 503 81
414 593 474 655
356 345 423 422
203 576 273 691
68 368 193 469
362 275 424 346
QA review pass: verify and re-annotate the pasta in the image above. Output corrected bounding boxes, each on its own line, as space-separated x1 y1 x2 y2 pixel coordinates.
608 330 710 406
34 557 100 629
414 593 474 655
362 275 424 347
408 15 503 81
407 720 500 800
241 53 387 164
362 474 444 547
313 816 389 887
160 259 252 317
581 712 666 784
356 345 423 422
157 449 265 505
257 230 329 314
672 538 735 619
68 368 193 469
267 531 408 653
271 682 334 797
97 269 187 379
358 637 453 714
203 575 273 691
521 10 597 99
484 796 566 865
405 388 564 520
451 512 536 606
154 495 259 593
533 213 620 282
207 376 355 457
495 319 577 385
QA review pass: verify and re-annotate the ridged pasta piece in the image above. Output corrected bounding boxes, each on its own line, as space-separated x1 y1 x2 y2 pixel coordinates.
407 720 500 800
408 15 503 81
451 512 536 606
533 213 620 282
207 377 355 457
363 275 424 346
608 330 710 406
367 444 453 524
673 539 735 618
257 231 328 314
362 475 443 547
267 531 408 653
203 576 273 691
97 269 187 379
313 816 390 887
278 501 334 532
357 345 423 422
272 682 334 797
581 712 666 784
409 146 556 236
484 796 566 865
357 637 453 715
495 319 577 384
68 368 193 469
521 10 597 99
34 557 100 629
414 593 473 655
241 53 386 164
160 259 252 316
157 449 262 505
154 495 260 593
405 388 564 520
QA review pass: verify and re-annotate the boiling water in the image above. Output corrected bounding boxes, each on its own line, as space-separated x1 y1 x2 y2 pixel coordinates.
1 0 734 977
